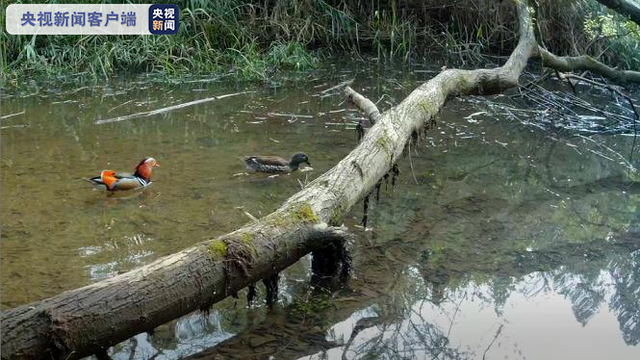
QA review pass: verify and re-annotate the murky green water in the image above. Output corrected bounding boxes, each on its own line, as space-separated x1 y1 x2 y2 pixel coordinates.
2 63 639 359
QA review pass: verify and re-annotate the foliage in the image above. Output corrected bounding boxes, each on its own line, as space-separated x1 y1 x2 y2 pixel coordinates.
1 0 322 84
2 0 639 86
583 6 640 70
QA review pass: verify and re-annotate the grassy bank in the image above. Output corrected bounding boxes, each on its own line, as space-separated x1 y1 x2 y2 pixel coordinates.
2 0 639 86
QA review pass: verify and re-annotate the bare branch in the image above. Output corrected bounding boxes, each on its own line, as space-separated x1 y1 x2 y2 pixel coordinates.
538 47 640 84
344 86 382 124
95 92 253 125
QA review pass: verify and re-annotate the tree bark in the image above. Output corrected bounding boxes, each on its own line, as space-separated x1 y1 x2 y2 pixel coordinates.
1 1 633 359
595 0 640 26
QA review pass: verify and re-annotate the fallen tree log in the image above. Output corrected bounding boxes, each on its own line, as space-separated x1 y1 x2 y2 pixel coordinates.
2 1 638 359
0 225 350 359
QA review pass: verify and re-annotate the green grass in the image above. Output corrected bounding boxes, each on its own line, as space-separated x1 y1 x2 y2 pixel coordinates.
0 0 325 85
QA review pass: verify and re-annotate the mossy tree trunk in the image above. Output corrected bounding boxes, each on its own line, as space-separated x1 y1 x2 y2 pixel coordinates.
1 1 637 359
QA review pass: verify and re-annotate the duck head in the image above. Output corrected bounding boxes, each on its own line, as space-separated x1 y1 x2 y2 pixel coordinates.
134 157 160 181
290 153 311 169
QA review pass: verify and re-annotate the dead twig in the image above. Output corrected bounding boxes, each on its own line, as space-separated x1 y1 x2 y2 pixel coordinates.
1 124 28 130
482 324 504 360
558 72 638 120
95 91 253 125
319 79 354 96
108 100 133 113
0 110 25 120
558 72 638 161
267 112 314 119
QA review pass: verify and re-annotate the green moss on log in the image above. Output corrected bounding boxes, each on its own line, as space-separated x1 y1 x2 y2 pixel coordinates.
419 99 438 116
376 136 390 152
331 204 347 225
265 202 320 228
375 128 395 163
241 232 255 244
291 203 320 223
266 212 289 227
238 232 259 254
208 239 228 259
376 128 394 155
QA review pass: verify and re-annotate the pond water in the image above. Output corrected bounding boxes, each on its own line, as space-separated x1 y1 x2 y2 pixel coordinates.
1 62 639 360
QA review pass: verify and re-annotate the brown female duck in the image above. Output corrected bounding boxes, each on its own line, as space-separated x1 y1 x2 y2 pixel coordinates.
244 152 311 173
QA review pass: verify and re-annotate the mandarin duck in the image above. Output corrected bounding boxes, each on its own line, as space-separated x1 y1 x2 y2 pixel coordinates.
86 157 160 191
244 152 311 173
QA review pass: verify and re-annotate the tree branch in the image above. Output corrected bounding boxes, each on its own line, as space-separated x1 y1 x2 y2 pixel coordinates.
538 47 640 84
344 86 382 124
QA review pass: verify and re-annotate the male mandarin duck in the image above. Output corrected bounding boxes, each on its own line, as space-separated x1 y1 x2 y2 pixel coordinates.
87 157 160 191
244 152 311 173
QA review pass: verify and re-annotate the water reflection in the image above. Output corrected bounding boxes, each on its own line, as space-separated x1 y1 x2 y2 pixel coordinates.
177 243 639 360
112 312 234 360
79 233 157 281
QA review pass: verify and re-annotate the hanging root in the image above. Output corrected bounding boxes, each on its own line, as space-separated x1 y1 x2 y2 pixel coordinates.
402 130 421 159
375 179 382 203
411 130 419 147
356 121 365 143
391 164 400 189
423 118 437 138
263 274 279 306
361 192 371 228
246 283 257 305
